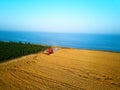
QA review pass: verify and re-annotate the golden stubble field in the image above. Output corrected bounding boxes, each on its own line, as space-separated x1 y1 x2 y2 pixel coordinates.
0 49 120 90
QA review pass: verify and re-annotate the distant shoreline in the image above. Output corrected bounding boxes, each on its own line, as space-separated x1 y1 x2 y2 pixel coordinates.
0 31 120 52
1 40 120 53
70 48 120 53
34 43 120 53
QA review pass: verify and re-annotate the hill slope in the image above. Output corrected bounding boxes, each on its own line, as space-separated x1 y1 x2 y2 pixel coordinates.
0 49 120 90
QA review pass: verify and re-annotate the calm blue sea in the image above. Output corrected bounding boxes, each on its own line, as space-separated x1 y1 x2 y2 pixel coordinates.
0 31 120 52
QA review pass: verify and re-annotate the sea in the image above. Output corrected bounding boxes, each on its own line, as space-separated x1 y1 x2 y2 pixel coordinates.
0 31 120 52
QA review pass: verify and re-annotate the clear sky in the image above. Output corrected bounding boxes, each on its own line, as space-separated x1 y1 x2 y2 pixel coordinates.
0 0 120 33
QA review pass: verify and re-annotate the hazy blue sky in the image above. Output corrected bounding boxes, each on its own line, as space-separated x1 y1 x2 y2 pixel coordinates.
0 0 120 33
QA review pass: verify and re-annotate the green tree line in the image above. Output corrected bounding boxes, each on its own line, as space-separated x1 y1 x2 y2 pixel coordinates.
0 41 49 62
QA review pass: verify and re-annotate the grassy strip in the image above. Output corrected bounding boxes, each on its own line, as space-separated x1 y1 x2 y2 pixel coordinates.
0 41 49 62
